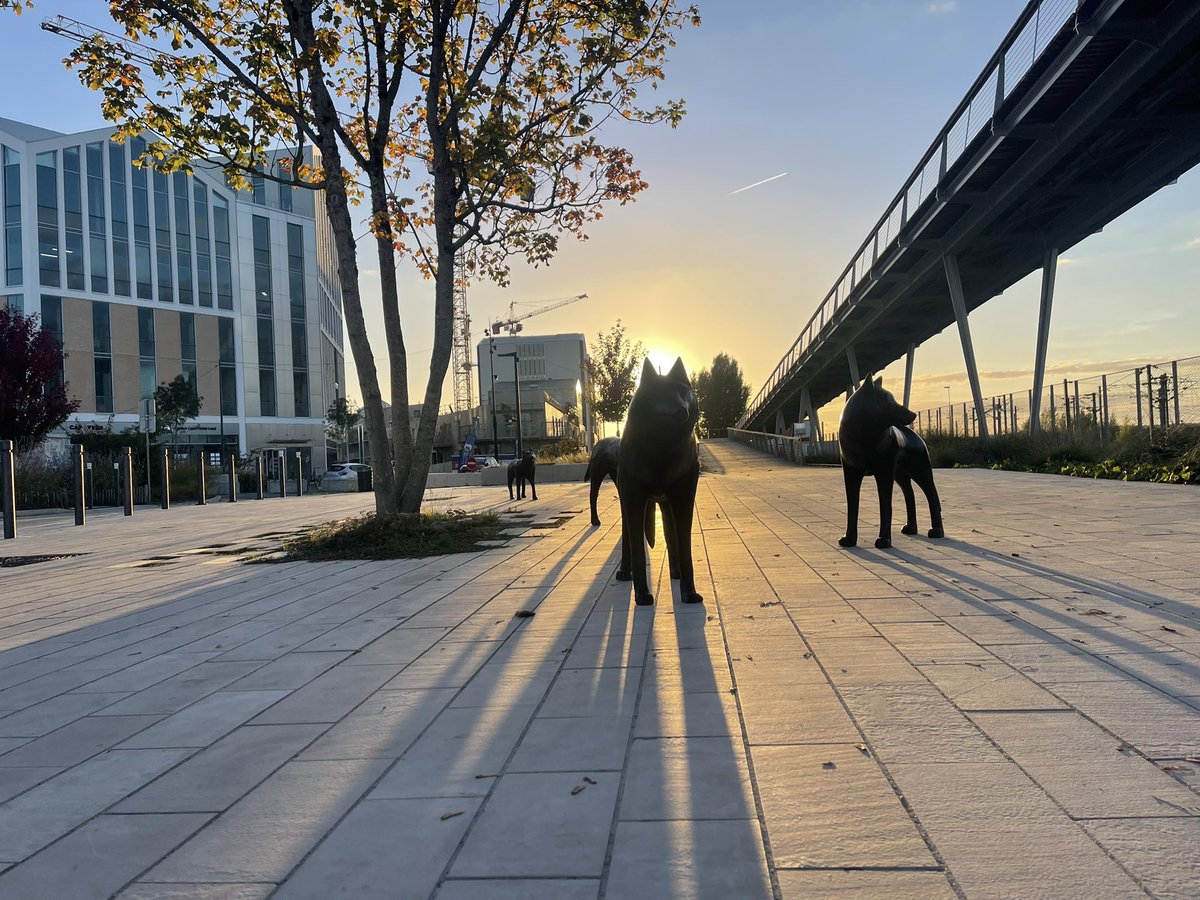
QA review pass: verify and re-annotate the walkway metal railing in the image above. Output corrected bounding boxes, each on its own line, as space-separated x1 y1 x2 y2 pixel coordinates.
741 0 1081 427
727 429 840 465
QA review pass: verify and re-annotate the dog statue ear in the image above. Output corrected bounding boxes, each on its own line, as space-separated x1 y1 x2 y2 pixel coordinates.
874 376 884 388
668 357 689 383
860 372 874 389
641 358 657 381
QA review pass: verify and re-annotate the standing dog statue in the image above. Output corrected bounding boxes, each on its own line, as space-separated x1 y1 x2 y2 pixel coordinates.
507 450 537 500
616 358 703 606
583 437 620 526
838 375 944 549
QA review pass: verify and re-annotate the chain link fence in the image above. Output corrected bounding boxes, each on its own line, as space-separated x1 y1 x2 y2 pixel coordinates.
912 355 1200 437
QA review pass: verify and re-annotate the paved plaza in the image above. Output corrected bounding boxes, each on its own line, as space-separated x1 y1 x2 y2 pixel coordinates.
0 439 1197 898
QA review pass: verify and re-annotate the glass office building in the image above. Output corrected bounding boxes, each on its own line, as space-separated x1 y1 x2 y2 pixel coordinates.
0 116 347 471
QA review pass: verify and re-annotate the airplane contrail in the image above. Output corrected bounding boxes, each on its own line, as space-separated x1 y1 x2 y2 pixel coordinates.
729 171 788 195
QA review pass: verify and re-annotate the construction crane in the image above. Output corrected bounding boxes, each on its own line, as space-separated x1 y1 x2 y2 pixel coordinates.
450 231 475 414
490 294 589 336
41 15 179 66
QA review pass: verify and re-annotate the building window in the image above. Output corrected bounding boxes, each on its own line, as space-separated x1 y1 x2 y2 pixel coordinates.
130 137 152 299
36 151 59 287
138 305 156 398
277 160 293 212
218 315 238 416
2 146 21 287
1 294 22 311
287 223 309 418
108 143 129 296
194 182 212 308
62 146 85 291
173 171 193 305
86 142 108 294
212 193 232 310
40 295 63 386
180 311 197 385
252 215 276 416
251 169 265 205
153 169 173 302
93 300 113 413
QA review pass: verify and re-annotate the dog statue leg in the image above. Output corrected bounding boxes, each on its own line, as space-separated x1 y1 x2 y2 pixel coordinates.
661 501 680 580
896 470 919 535
873 470 895 549
668 486 703 604
839 465 865 547
620 490 654 605
909 454 944 538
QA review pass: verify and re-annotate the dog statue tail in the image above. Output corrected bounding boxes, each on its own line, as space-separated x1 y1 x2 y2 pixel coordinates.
582 459 591 483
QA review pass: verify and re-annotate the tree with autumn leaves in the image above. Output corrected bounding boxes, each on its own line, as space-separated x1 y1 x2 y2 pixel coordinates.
0 307 79 453
6 0 699 513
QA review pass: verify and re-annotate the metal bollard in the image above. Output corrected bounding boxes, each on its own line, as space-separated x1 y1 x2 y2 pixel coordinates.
228 453 238 503
296 451 304 498
278 450 287 499
122 447 134 516
73 445 86 526
1 439 16 540
86 461 94 509
161 448 171 510
197 452 207 506
255 456 264 500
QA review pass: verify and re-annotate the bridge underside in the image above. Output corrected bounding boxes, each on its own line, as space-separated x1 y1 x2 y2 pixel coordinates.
749 0 1200 431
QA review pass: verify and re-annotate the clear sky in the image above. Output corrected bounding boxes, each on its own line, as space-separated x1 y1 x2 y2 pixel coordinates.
3 0 1198 424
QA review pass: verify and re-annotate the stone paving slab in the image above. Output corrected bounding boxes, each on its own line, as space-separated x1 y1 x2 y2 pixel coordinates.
0 443 1198 896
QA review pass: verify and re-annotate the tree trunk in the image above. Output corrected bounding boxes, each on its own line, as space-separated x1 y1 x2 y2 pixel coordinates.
399 185 458 514
304 100 395 515
366 166 413 512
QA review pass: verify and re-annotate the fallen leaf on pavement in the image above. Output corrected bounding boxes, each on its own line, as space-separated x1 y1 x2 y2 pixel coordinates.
440 811 464 820
822 761 837 770
514 610 535 618
1161 626 1178 633
854 743 869 754
571 785 586 795
583 776 597 784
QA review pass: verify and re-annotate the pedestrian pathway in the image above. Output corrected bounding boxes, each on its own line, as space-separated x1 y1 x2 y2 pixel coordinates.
0 440 1196 898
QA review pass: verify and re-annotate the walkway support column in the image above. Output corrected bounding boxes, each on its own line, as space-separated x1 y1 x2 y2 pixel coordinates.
903 344 916 409
1029 248 1058 432
846 346 861 398
943 255 988 438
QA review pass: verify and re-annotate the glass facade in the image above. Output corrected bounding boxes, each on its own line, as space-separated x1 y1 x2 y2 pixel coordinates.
36 151 59 287
40 295 63 386
62 146 85 290
130 137 152 299
92 300 113 413
86 143 108 294
153 169 173 302
138 305 156 398
173 172 193 305
212 193 232 309
218 317 237 416
194 182 212 307
2 146 20 287
252 215 276 416
109 143 130 297
180 311 197 386
287 223 309 418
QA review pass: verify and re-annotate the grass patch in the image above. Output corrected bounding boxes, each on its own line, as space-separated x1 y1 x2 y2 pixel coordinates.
273 509 511 561
924 424 1200 484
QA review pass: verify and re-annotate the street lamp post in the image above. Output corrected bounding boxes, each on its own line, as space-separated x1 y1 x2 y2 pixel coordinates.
497 350 522 457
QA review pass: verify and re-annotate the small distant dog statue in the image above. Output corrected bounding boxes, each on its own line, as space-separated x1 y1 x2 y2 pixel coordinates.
616 358 703 606
507 450 537 500
838 374 944 549
583 437 620 526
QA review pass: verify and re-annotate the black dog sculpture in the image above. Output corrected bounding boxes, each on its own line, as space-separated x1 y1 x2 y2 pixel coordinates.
507 451 537 500
616 358 702 606
838 375 944 549
582 437 620 527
